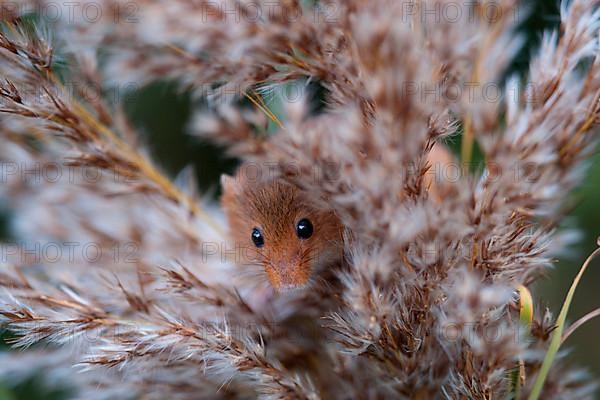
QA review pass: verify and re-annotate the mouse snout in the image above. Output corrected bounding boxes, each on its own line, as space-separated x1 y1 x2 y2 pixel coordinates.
278 282 303 291
265 257 311 291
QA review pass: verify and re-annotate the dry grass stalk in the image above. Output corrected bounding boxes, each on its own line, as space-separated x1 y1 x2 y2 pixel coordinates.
0 0 599 399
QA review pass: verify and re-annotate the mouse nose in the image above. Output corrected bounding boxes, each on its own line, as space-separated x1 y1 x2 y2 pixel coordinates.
267 258 310 291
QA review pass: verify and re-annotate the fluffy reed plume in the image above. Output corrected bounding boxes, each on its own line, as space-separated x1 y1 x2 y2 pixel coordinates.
0 0 599 398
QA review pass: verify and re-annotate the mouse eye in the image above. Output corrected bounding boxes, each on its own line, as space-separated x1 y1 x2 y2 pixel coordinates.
296 218 313 240
251 227 265 248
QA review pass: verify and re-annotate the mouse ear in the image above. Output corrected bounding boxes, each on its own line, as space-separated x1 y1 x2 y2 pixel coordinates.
220 174 241 196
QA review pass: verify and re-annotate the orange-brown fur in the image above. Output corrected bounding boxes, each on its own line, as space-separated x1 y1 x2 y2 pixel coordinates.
426 143 455 202
221 172 343 291
221 145 453 291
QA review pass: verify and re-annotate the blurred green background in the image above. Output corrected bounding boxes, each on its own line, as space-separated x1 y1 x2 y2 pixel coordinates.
1 0 599 398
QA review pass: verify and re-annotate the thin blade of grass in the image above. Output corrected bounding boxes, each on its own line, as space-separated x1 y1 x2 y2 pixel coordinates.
528 242 600 400
561 307 600 345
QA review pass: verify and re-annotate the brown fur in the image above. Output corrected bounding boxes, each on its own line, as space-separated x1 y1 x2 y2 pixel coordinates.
221 170 343 291
221 145 453 291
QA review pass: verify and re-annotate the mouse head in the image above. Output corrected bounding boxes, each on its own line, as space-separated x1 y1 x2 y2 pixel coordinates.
221 173 342 291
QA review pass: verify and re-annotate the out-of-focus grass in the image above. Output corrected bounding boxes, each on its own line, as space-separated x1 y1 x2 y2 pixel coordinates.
2 1 599 398
123 82 239 195
0 206 9 241
530 244 600 399
534 152 600 378
0 367 73 400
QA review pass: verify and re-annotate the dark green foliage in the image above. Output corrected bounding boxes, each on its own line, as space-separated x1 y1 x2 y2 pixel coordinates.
123 82 239 196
